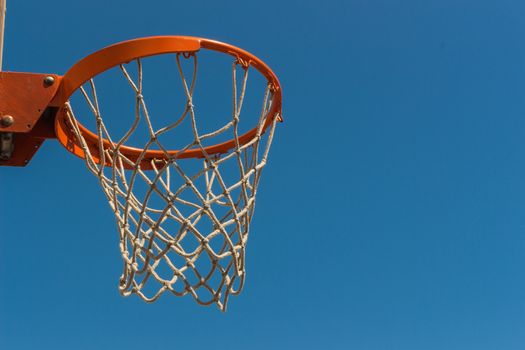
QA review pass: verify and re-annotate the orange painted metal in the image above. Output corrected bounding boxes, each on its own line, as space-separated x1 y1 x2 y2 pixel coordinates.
0 72 61 133
54 36 201 103
53 36 282 170
0 73 61 166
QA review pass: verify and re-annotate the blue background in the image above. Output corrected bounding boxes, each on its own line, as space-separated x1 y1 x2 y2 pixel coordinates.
2 0 525 349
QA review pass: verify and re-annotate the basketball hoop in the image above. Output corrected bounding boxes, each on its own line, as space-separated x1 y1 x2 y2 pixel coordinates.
0 36 282 311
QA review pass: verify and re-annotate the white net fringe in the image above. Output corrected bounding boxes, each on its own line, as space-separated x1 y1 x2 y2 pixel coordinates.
63 53 279 311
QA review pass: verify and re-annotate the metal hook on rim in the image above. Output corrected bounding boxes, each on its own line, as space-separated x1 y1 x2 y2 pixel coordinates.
181 51 195 59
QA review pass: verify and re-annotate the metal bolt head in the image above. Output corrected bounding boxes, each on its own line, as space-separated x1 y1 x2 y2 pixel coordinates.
43 76 55 86
0 115 14 127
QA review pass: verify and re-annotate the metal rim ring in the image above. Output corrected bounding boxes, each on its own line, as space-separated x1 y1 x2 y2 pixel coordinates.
54 36 282 168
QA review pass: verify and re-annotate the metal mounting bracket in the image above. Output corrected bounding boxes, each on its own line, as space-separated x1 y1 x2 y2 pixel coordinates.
0 72 61 166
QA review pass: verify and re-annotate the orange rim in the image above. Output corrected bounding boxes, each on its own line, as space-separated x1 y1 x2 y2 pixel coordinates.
54 36 282 169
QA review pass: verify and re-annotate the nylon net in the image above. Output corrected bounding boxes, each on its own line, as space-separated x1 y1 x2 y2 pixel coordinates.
63 52 279 311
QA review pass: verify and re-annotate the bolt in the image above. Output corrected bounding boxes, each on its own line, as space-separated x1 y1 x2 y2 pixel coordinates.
43 76 55 86
0 115 14 127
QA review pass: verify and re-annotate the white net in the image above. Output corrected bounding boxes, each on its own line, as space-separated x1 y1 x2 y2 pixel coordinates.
63 52 279 310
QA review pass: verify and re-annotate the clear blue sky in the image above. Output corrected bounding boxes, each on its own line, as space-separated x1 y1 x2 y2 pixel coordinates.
1 0 525 349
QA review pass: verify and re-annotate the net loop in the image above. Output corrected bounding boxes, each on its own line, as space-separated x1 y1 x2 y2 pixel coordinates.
234 55 251 69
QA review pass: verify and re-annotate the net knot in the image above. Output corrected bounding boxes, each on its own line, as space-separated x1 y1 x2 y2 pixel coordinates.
235 56 251 69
